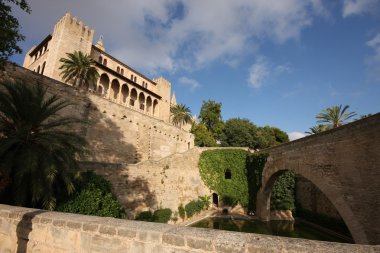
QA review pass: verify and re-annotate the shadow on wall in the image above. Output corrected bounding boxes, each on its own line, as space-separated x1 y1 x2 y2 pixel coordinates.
16 210 46 253
82 100 141 164
0 64 141 164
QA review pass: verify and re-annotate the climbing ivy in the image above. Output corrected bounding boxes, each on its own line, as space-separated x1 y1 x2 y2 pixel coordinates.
199 149 295 211
199 150 249 207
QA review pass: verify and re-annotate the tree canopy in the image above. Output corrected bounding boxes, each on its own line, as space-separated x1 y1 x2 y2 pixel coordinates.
198 100 224 140
170 103 192 128
316 104 356 128
0 0 30 68
191 122 216 147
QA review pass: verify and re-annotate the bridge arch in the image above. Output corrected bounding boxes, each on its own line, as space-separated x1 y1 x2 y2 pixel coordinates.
256 159 369 244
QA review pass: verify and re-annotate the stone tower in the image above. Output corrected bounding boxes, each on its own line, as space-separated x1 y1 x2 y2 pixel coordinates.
23 13 94 82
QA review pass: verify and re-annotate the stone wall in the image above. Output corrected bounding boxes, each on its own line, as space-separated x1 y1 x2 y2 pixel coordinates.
258 113 380 244
0 64 194 164
296 176 341 219
1 205 378 253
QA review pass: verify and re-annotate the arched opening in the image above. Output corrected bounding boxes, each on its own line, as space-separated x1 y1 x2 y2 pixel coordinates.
121 84 129 103
121 69 124 75
212 193 219 207
258 169 355 243
138 92 145 111
134 76 137 82
103 58 107 66
117 66 120 73
41 61 46 75
146 96 152 113
98 74 110 96
99 56 103 63
110 79 120 100
130 88 137 107
153 99 159 117
37 65 40 74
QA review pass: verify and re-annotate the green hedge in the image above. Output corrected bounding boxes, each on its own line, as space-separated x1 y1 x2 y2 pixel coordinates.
56 171 125 218
135 208 173 223
185 199 203 218
153 208 172 223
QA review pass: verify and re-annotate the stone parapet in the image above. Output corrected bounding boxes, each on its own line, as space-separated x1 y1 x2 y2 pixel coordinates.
0 204 378 253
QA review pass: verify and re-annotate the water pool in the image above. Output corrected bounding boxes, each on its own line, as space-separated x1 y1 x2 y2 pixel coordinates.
190 217 352 243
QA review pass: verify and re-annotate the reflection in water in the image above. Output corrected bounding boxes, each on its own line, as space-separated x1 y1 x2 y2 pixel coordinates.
191 217 351 243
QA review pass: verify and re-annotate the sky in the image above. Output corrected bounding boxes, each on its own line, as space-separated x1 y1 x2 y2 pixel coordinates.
9 0 380 140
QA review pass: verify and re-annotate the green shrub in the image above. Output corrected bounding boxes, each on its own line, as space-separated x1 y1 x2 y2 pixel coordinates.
178 204 186 220
270 171 296 210
56 171 125 218
153 208 172 223
135 211 154 221
198 195 211 209
185 200 203 218
221 195 238 207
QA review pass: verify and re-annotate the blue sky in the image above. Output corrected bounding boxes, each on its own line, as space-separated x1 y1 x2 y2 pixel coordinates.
10 0 380 140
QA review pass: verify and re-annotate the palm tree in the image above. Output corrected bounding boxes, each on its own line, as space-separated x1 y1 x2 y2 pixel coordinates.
0 80 88 210
316 105 357 128
59 51 99 90
305 125 330 135
170 104 193 128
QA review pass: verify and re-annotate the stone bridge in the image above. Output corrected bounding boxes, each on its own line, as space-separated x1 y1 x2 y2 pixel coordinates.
256 113 380 245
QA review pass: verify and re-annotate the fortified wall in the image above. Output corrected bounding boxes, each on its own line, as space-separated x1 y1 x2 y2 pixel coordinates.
0 64 193 164
1 204 378 253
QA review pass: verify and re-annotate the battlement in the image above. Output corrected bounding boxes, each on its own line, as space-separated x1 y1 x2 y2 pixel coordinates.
53 12 94 39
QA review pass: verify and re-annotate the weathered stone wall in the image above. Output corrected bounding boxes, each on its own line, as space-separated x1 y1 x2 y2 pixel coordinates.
296 176 341 219
80 147 246 216
257 113 380 244
1 205 378 253
0 64 194 164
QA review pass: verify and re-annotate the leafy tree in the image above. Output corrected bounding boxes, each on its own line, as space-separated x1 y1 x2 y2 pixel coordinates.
191 122 216 147
198 100 224 140
305 125 330 134
316 104 356 128
0 81 88 210
256 126 289 149
221 118 258 148
170 103 192 128
59 51 99 90
0 0 30 68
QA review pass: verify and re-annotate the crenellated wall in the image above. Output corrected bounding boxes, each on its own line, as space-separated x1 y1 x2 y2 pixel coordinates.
1 205 378 253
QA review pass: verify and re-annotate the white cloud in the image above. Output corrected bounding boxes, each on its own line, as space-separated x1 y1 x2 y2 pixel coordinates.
342 0 379 17
288 132 307 141
248 58 270 89
19 0 327 73
248 58 292 89
178 77 200 91
366 33 380 80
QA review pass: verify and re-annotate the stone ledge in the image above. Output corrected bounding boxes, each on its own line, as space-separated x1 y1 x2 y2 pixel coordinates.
0 204 379 253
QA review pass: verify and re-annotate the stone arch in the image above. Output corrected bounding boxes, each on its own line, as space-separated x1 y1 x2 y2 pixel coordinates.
138 92 145 111
130 88 137 107
146 96 152 114
110 79 120 100
257 162 368 244
121 84 129 103
153 99 159 117
98 73 110 95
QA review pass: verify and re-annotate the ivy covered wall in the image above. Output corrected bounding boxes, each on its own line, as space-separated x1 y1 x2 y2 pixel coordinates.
199 149 295 211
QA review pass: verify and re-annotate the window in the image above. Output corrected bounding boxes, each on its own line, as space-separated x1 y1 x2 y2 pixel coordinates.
99 56 103 63
225 169 232 179
117 66 120 73
121 69 124 75
134 76 137 82
103 58 107 66
41 62 46 75
129 99 135 106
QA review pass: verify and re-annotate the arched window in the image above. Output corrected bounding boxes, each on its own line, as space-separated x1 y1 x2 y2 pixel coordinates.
153 99 159 117
225 169 232 179
146 96 152 113
130 89 137 106
37 65 41 74
110 79 120 100
98 74 110 96
134 76 137 82
121 84 129 103
41 62 46 75
103 58 107 66
99 56 103 63
138 92 145 111
131 74 133 80
121 69 124 75
117 66 120 73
